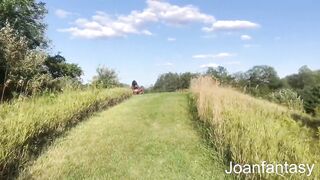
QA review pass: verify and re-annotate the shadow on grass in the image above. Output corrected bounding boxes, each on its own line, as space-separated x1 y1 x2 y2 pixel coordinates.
0 96 130 180
186 93 234 179
291 113 320 131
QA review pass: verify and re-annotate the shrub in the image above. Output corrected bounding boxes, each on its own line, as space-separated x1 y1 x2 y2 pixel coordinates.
92 66 119 88
268 89 304 111
0 24 52 100
300 85 320 116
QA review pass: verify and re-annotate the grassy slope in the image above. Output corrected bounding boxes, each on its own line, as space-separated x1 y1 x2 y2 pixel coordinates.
0 88 131 178
21 93 228 179
190 77 319 179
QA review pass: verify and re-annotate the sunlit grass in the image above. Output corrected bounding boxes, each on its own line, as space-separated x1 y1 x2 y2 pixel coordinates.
20 93 230 179
0 88 132 177
190 76 320 179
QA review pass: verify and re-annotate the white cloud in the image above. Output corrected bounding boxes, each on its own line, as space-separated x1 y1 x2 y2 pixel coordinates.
59 1 260 39
215 52 235 58
203 20 259 32
147 0 215 25
59 0 215 39
55 9 73 18
240 34 252 40
157 62 174 66
193 52 235 59
200 63 218 68
167 37 176 42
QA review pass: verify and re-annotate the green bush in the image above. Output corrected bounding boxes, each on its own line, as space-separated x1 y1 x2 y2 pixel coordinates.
300 86 320 116
92 66 119 88
0 24 50 100
268 89 304 111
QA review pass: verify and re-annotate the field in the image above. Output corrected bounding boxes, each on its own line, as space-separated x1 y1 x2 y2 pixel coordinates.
1 0 319 179
0 88 132 178
19 93 229 179
1 79 320 179
190 76 320 179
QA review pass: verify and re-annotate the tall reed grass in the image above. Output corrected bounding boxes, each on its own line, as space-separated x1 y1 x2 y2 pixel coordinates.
190 76 319 179
0 88 131 177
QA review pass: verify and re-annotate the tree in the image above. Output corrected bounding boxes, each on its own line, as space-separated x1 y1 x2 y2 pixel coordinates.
153 72 198 92
44 54 83 80
92 66 119 88
0 0 48 48
153 72 180 92
0 24 50 101
205 66 233 84
206 66 227 78
300 85 320 116
285 65 320 90
179 72 198 89
230 71 248 88
282 66 320 115
246 65 282 90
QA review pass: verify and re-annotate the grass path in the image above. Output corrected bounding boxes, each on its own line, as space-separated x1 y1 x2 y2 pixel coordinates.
20 93 228 179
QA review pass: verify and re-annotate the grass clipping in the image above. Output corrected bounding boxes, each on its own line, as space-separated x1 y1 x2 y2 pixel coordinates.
0 88 132 177
190 76 319 179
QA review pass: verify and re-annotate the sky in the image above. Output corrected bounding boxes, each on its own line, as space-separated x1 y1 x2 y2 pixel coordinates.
44 0 320 86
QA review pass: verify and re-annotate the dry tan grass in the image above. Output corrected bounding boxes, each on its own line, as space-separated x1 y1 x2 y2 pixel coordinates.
190 76 320 179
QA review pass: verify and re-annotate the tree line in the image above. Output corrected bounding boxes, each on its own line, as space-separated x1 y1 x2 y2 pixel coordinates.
2 1 319 117
152 65 320 117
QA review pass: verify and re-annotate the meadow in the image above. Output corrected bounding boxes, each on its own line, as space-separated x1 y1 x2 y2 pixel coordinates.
1 78 320 179
190 76 320 179
0 88 131 177
19 93 230 179
1 0 319 179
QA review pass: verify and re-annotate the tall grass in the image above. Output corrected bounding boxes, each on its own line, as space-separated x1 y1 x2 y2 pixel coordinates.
0 88 132 177
268 88 304 112
190 76 319 179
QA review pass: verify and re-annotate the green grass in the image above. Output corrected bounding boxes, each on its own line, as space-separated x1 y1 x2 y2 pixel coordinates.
0 88 132 177
20 93 229 179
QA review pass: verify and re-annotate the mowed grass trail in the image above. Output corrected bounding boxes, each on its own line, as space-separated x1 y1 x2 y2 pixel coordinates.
20 93 228 179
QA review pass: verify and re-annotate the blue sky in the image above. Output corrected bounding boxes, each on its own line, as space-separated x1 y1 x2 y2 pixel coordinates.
44 0 320 86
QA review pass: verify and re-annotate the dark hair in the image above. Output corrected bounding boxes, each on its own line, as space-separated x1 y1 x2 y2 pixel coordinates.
132 80 137 86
